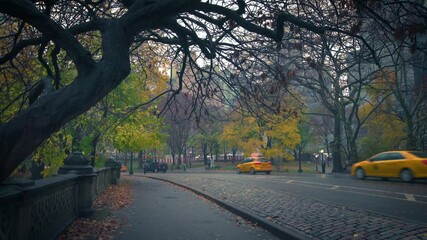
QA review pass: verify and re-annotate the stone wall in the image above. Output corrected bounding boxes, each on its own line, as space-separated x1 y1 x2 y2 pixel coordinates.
0 163 120 240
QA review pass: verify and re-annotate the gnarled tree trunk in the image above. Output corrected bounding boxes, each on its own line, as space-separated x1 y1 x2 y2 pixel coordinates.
0 20 132 182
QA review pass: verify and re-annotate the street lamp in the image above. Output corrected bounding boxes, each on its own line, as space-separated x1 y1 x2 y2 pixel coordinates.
320 149 325 174
189 150 192 168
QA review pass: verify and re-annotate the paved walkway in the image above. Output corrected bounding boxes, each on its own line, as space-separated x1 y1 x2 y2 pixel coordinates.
114 176 279 240
145 173 427 240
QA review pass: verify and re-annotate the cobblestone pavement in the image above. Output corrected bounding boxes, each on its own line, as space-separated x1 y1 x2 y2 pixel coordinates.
144 174 426 240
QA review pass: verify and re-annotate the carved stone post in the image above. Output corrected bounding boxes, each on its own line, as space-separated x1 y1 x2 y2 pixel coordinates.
104 158 120 184
58 152 96 217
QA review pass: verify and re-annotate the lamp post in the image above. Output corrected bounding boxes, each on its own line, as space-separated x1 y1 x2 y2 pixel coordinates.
189 150 192 168
315 152 319 172
320 149 325 174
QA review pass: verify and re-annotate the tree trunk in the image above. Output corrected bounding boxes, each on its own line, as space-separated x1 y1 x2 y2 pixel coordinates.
349 139 358 164
332 113 343 173
209 143 213 160
266 136 272 149
406 117 416 150
183 151 187 165
0 21 132 183
178 151 182 165
325 138 330 157
138 151 143 169
124 152 128 167
202 142 208 165
232 148 237 164
172 154 176 166
170 146 176 166
343 120 359 164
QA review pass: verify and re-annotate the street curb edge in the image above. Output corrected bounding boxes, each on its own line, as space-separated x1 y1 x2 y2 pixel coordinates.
146 176 310 240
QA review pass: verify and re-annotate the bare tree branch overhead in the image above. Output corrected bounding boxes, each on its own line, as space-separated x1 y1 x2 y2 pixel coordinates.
0 0 426 181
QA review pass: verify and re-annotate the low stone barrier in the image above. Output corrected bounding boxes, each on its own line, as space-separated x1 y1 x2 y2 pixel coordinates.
0 153 121 240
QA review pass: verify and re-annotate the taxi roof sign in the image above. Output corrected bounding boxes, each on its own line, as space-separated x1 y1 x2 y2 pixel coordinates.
250 152 263 158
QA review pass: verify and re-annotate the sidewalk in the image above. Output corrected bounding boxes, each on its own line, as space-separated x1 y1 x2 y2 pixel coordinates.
114 176 279 240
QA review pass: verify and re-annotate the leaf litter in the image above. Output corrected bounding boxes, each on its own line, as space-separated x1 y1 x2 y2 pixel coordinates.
58 179 132 240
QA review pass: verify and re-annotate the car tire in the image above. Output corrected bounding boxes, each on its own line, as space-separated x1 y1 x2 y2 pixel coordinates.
400 169 413 183
355 167 365 180
250 168 256 174
266 171 271 175
237 168 241 174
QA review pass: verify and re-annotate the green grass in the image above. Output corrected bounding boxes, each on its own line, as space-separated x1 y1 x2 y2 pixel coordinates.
276 161 317 174
188 161 205 168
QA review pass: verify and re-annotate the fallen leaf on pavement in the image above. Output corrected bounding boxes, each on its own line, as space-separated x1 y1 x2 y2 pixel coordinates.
58 180 133 240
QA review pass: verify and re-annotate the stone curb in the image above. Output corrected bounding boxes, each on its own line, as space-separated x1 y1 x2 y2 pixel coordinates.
146 175 310 240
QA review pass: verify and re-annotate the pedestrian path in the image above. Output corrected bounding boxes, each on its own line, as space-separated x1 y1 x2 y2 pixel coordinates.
114 176 279 240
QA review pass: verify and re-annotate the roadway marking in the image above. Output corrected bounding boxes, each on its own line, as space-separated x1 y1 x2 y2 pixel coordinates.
404 194 416 201
242 176 427 204
256 176 427 199
203 174 427 204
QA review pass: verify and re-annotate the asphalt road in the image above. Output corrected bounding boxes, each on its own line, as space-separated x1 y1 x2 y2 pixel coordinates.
178 170 427 224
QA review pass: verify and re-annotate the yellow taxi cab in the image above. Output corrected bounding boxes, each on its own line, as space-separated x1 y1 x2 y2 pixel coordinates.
236 153 272 175
351 151 427 182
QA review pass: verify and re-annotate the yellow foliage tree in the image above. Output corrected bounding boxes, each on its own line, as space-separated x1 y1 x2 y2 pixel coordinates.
261 114 301 161
220 114 262 157
220 110 301 163
358 104 406 160
357 69 406 160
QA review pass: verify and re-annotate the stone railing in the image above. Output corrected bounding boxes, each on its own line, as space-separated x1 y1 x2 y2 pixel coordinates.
0 152 121 240
92 165 119 200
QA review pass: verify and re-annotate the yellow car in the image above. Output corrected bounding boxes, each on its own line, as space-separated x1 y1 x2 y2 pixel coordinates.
236 156 272 175
351 151 427 182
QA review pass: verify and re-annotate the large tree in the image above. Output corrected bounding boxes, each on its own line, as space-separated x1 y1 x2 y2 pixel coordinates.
164 93 194 166
0 0 318 182
1 0 425 182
